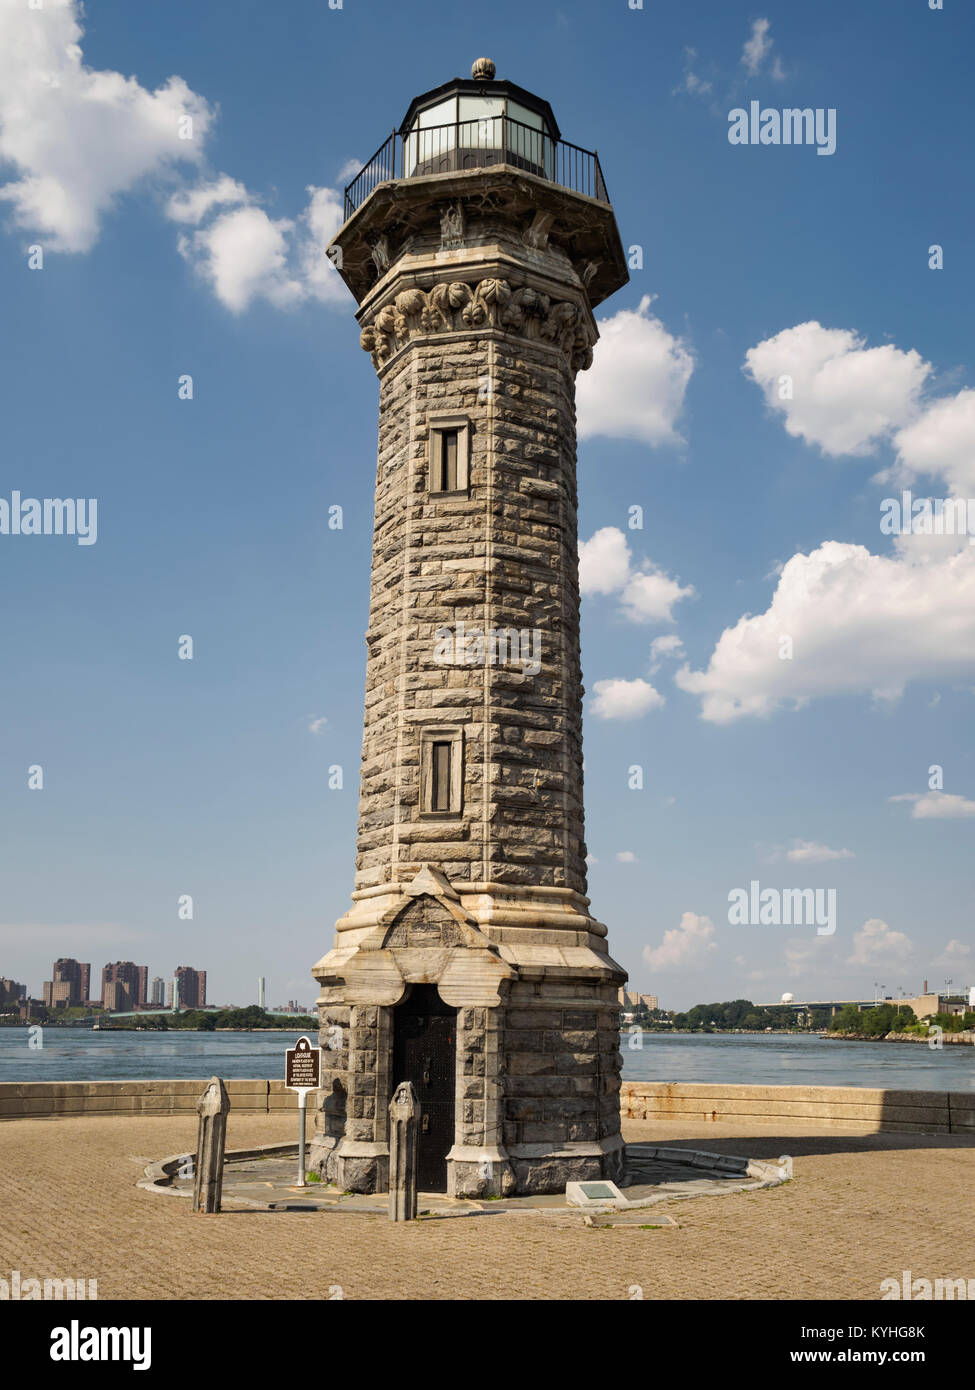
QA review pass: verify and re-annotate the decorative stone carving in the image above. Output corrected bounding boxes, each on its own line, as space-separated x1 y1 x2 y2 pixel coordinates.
523 210 553 250
440 202 466 249
381 897 464 950
369 234 391 274
359 275 595 372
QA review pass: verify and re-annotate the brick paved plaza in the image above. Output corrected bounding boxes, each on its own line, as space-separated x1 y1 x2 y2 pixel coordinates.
2 1113 972 1300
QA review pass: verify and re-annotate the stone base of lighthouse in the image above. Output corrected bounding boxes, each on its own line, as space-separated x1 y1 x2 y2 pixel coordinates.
310 863 626 1197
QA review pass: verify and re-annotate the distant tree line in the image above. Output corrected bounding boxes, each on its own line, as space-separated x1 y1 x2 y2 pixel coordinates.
668 999 817 1031
100 1005 316 1031
829 1003 975 1037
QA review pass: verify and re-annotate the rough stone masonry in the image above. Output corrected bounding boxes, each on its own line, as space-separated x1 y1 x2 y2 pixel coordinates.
311 59 630 1197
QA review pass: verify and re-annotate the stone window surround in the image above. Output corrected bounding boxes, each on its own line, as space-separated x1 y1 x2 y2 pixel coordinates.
427 413 471 496
418 725 464 818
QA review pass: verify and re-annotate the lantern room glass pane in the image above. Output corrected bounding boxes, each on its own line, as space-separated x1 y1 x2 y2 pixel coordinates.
505 101 552 178
406 97 457 176
507 101 545 131
416 97 457 129
458 95 503 124
457 95 503 165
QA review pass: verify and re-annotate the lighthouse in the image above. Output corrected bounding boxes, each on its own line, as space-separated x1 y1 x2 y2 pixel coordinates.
312 58 629 1197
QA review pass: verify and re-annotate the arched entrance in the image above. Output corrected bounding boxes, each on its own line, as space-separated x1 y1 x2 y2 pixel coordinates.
392 984 456 1192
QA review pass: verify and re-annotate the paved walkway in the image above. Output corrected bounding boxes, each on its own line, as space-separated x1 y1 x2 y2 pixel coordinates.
2 1113 973 1299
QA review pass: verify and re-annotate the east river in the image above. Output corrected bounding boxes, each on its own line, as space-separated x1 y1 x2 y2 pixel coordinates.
0 1027 972 1089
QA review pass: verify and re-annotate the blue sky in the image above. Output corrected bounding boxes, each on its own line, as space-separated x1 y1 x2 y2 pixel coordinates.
1 0 972 1011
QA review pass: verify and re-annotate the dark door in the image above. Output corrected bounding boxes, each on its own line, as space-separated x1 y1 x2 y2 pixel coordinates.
392 985 456 1192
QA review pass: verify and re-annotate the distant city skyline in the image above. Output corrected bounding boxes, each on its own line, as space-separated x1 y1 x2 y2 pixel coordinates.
0 955 316 1014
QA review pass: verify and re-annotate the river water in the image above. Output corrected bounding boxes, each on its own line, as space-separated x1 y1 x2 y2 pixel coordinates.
0 1028 972 1089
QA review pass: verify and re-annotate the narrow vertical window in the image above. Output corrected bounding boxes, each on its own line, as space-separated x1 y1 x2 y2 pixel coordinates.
440 429 458 492
428 418 470 496
431 741 451 811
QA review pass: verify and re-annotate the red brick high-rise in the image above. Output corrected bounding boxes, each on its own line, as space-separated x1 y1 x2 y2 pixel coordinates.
174 966 206 1009
101 961 148 1008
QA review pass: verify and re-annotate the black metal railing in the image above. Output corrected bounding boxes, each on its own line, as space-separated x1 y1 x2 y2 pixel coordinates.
343 116 608 218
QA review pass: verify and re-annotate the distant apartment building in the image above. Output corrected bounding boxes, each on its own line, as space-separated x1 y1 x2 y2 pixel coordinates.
102 980 131 1012
174 966 206 1009
258 977 266 1010
0 978 25 1006
42 980 73 1008
618 989 659 1012
41 958 91 1008
150 976 165 1006
165 980 174 1008
101 962 148 1009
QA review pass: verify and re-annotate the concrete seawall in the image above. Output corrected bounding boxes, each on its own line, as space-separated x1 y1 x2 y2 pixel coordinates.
0 1079 304 1120
1 1079 973 1134
620 1082 975 1134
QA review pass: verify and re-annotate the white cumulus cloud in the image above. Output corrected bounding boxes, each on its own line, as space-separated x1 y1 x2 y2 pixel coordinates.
847 918 913 968
649 634 685 673
932 939 971 966
590 678 665 720
173 182 345 313
744 320 975 502
0 1 348 312
621 567 695 624
743 322 931 457
643 912 717 971
0 0 211 252
578 527 632 596
579 527 694 624
676 540 975 722
891 389 975 497
577 296 694 446
166 176 249 226
177 204 302 313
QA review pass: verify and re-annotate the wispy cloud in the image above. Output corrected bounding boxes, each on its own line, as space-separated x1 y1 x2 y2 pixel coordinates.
741 18 773 77
890 791 975 819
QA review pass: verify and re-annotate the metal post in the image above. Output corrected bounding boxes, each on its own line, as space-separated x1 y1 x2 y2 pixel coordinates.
297 1089 307 1187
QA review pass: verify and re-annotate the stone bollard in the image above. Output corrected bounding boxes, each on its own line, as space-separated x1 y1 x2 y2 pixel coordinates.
388 1081 419 1223
193 1076 230 1214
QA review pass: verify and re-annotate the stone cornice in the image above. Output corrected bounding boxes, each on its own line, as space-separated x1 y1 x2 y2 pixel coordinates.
359 275 596 375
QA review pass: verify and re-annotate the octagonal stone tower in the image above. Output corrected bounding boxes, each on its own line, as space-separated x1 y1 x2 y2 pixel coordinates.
311 59 629 1197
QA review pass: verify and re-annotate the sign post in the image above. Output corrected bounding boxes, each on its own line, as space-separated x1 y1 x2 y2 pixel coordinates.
285 1035 322 1187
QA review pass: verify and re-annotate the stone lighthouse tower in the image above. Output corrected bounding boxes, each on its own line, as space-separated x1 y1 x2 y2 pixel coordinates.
312 58 628 1197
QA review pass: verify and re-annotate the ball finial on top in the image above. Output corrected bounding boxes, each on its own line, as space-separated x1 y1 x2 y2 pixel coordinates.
471 57 496 81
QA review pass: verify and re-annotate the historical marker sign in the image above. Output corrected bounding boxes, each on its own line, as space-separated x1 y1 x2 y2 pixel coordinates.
286 1036 321 1188
285 1035 321 1092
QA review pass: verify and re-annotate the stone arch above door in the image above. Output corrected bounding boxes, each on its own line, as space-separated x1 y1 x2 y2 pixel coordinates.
313 864 516 1008
381 895 465 950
